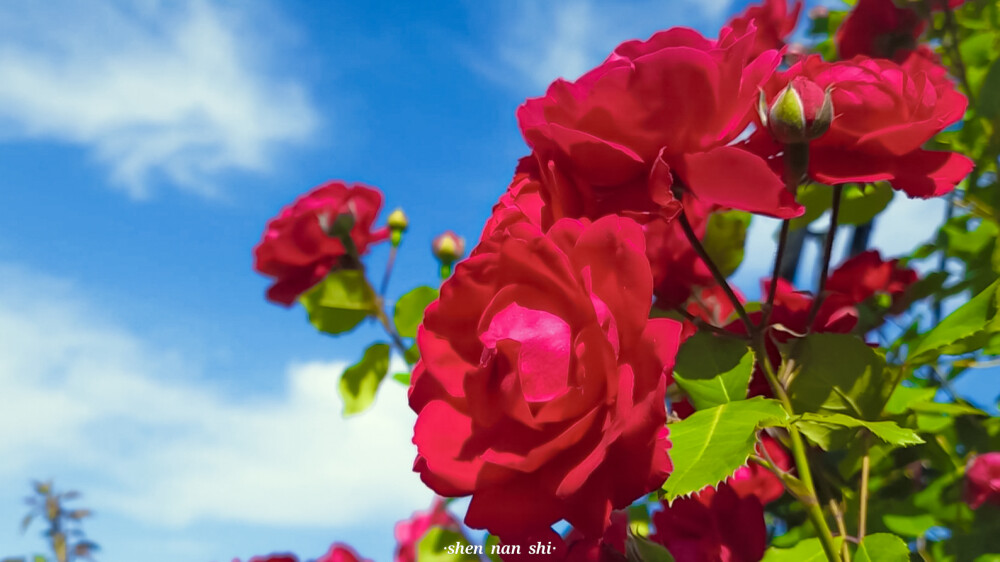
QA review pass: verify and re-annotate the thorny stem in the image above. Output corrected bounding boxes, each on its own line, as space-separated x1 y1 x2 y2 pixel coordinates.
677 210 755 335
807 184 844 329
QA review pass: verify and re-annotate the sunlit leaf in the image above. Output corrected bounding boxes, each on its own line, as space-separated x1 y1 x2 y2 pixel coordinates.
339 343 390 416
662 398 788 500
394 286 439 338
854 534 908 562
300 270 376 336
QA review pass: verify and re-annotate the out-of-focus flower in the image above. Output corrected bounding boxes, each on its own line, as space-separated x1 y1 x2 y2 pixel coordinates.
393 498 461 562
965 452 1000 509
254 182 389 305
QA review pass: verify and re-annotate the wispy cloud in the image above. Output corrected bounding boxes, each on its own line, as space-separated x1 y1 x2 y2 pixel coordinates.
0 264 427 534
0 0 318 198
468 0 735 95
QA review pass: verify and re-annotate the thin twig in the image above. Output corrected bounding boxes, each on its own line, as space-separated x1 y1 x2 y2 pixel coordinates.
676 210 755 335
807 185 844 329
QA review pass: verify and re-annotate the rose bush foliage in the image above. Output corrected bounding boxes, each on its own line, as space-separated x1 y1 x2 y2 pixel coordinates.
249 0 1000 560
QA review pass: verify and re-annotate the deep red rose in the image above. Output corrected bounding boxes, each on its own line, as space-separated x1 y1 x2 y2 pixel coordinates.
964 452 1000 509
254 182 389 305
651 485 767 562
517 25 800 220
410 215 682 540
726 0 803 57
837 0 925 62
826 250 918 310
393 498 460 562
753 55 973 198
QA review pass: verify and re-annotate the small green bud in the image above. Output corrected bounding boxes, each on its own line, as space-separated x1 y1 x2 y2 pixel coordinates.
762 77 834 145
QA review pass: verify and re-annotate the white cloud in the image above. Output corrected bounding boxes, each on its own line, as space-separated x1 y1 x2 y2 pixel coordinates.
0 0 318 198
470 0 735 94
0 264 428 530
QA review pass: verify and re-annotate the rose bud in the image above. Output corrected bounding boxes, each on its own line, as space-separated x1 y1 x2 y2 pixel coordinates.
758 76 834 145
387 208 409 246
964 452 1000 509
432 231 465 277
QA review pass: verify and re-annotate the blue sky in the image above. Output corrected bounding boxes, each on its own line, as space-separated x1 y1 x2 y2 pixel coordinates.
0 1 995 561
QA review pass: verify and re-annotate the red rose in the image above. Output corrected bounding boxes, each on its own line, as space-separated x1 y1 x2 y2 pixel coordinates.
754 55 973 198
964 452 1000 509
826 250 918 309
410 215 682 540
836 0 924 62
517 26 801 220
253 182 389 305
651 485 767 562
393 498 460 562
726 0 803 57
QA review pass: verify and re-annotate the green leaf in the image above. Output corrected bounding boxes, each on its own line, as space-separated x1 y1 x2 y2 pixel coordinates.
884 386 937 415
979 57 1000 119
392 372 411 385
795 413 923 447
662 397 788 499
854 533 909 562
790 183 832 230
299 270 376 336
908 279 1000 363
839 183 894 226
787 333 890 420
702 210 751 277
673 332 753 409
339 343 391 416
394 286 439 338
626 533 676 562
762 537 844 561
417 527 481 561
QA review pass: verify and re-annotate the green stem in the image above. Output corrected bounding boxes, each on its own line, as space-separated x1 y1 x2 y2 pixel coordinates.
380 245 398 297
752 337 842 562
859 438 871 542
676 210 754 335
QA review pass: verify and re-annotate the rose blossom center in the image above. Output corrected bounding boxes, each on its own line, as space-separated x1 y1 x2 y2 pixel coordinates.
480 302 572 402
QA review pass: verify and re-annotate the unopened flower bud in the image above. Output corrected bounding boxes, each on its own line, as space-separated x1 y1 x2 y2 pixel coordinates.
387 208 408 246
432 231 465 278
432 231 465 264
758 77 834 145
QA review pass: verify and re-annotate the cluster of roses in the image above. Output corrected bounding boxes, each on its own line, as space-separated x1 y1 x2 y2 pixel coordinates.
250 0 984 559
408 0 972 558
